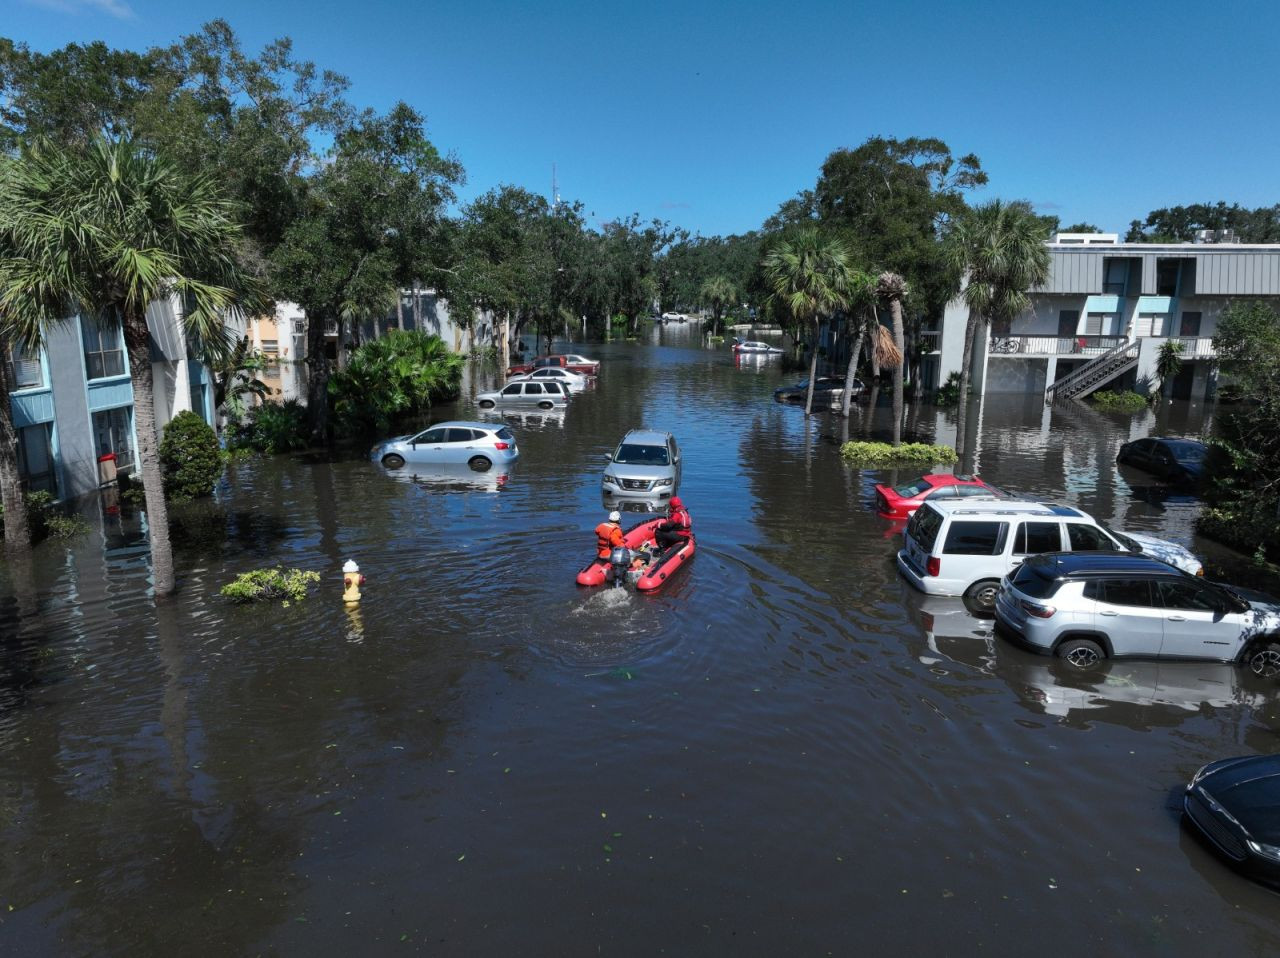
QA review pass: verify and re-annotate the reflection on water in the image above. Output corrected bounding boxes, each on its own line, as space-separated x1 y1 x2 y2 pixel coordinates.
2 335 1279 954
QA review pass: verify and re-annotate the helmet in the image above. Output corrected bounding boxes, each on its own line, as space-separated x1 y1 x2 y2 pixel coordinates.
608 510 622 522
670 497 683 509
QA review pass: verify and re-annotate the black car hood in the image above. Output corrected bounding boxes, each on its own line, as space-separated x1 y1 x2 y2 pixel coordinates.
1200 755 1280 843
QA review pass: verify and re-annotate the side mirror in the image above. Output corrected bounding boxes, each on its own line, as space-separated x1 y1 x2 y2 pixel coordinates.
604 453 613 461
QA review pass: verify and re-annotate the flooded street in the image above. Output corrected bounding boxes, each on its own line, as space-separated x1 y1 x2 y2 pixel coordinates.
3 326 1280 955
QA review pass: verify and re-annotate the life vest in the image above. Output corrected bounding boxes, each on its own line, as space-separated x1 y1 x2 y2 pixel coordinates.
668 507 692 538
596 521 622 558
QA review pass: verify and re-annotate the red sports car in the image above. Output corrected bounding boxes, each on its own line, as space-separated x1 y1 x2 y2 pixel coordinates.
873 473 1004 519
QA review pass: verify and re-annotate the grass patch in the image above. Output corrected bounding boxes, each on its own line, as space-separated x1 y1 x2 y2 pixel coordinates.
1089 389 1149 412
220 568 321 606
840 441 958 465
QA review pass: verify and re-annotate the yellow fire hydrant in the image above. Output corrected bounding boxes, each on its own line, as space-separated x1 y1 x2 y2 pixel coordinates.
342 559 364 604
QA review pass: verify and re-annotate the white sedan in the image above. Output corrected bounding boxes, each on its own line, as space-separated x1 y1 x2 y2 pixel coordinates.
507 367 589 393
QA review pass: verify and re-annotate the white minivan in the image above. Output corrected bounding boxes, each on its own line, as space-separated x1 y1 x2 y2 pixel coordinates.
897 498 1203 611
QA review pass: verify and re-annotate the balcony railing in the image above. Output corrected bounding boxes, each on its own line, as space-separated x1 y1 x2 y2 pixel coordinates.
989 334 1218 359
988 335 1128 356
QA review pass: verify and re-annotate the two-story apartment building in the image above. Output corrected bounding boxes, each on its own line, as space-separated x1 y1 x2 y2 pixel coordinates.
932 232 1280 403
6 295 215 502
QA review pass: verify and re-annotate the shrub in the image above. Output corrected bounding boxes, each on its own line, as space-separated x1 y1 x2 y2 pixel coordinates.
1089 389 1149 412
1197 506 1280 565
220 567 321 606
159 411 224 501
229 399 310 454
330 330 464 436
840 441 958 465
935 371 964 407
0 490 89 541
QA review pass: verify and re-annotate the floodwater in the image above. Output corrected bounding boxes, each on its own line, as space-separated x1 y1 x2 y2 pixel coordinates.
2 325 1280 956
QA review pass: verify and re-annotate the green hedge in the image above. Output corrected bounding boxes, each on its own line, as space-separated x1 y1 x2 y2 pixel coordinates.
220 567 321 606
160 410 224 501
840 442 958 465
1089 390 1149 412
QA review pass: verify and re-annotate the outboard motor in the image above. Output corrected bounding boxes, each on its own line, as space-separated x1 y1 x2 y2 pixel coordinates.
608 546 631 588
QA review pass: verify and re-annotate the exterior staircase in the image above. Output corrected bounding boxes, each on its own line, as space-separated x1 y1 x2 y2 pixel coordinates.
1044 338 1139 404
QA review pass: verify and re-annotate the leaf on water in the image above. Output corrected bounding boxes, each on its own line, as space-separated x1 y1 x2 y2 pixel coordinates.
603 844 613 852
400 934 408 942
457 854 465 861
612 832 622 838
504 768 511 773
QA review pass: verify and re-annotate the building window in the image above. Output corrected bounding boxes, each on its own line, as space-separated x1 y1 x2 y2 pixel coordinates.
16 423 56 495
189 381 209 423
1102 259 1128 296
7 342 44 390
1057 310 1080 337
1180 312 1202 337
1136 314 1165 337
1156 260 1181 297
261 339 279 355
92 407 135 473
83 316 126 379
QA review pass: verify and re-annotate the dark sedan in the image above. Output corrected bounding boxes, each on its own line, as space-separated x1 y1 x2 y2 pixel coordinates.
773 376 865 405
1184 754 1280 886
1116 436 1207 482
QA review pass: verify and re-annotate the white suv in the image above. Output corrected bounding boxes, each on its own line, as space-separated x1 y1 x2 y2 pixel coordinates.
897 498 1203 611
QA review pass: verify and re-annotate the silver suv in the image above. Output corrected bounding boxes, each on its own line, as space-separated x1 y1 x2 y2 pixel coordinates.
995 552 1280 673
602 429 680 499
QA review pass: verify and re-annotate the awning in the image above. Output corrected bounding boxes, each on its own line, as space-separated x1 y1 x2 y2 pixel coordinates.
1135 295 1173 313
1083 294 1120 314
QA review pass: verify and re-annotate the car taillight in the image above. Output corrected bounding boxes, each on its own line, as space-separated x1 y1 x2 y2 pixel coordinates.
493 442 510 450
926 557 940 577
1021 599 1056 618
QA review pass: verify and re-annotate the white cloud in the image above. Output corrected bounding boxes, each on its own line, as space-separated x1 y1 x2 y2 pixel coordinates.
23 0 135 20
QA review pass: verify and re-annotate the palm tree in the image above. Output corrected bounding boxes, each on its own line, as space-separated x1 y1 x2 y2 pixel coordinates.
699 276 737 335
839 270 876 418
0 137 260 595
876 271 909 445
762 229 853 417
0 327 35 554
944 200 1051 457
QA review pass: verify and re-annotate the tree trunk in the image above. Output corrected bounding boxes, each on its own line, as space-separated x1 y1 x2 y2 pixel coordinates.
955 309 980 454
122 306 176 596
0 344 33 555
501 312 510 374
397 291 405 332
803 317 820 417
306 309 330 443
335 318 350 372
841 323 866 419
890 297 905 447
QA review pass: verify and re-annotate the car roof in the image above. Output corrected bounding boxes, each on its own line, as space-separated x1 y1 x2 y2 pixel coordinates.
620 429 672 444
925 499 1084 518
1024 551 1192 578
425 420 505 431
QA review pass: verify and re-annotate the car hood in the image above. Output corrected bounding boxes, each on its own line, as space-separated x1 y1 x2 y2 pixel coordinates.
607 463 672 480
1197 756 1280 844
1122 532 1202 573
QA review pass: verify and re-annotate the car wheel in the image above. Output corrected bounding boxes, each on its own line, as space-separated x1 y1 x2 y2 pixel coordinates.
381 453 405 469
468 456 492 472
963 579 1000 614
538 400 554 409
1247 641 1280 678
1056 637 1105 671
480 399 498 409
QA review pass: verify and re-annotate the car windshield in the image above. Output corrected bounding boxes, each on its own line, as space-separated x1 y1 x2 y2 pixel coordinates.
614 443 669 465
1097 522 1136 550
1168 442 1206 463
894 479 933 498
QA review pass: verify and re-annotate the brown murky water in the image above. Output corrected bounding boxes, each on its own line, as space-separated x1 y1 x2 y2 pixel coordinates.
2 325 1279 956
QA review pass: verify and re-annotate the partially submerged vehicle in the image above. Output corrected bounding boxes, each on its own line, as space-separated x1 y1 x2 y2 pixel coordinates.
576 516 695 593
731 339 782 354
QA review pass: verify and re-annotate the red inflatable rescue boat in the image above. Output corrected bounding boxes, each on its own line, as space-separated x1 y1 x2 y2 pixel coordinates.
575 517 695 592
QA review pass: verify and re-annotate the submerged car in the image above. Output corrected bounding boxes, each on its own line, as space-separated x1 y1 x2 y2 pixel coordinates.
995 551 1280 671
874 473 1003 518
476 379 570 409
1117 437 1208 483
1185 754 1280 887
507 367 589 393
372 421 518 473
774 376 865 406
602 429 681 499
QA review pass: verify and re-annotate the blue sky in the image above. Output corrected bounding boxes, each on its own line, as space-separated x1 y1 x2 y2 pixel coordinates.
9 0 1280 238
